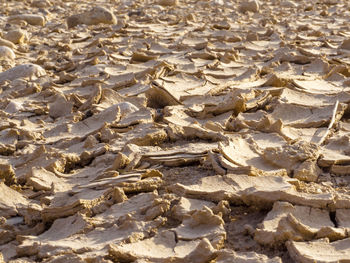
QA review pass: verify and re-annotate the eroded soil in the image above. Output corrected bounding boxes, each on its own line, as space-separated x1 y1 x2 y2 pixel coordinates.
1 0 350 262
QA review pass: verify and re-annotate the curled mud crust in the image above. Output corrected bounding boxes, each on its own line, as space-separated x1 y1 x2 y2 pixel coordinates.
1 0 350 262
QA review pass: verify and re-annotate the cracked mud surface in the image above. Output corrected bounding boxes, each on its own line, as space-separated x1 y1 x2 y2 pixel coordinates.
1 0 350 262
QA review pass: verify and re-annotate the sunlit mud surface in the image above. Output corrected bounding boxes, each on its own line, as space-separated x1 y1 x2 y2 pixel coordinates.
1 0 350 262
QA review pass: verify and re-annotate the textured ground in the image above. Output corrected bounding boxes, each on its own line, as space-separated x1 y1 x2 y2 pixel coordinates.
1 0 350 262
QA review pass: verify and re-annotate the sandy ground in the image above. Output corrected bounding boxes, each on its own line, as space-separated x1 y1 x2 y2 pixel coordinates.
1 0 350 262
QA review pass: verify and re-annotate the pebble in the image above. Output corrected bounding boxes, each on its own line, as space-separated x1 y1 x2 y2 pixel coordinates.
281 1 298 8
31 0 52 8
5 101 24 114
0 38 16 49
67 7 117 28
8 14 46 26
3 29 27 44
0 46 16 60
340 39 350 50
158 0 178 6
0 64 46 83
239 0 259 13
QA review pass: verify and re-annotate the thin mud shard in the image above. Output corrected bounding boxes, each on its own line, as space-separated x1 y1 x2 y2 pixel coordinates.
287 238 350 263
254 202 346 246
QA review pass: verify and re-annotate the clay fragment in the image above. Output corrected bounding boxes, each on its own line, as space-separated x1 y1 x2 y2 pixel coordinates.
287 238 350 263
0 182 29 218
26 167 66 191
263 141 319 173
108 231 216 263
169 174 334 209
216 250 282 263
173 206 226 248
294 160 320 182
255 202 345 246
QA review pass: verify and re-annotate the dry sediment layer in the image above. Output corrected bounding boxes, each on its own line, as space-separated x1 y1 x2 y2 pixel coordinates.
1 0 350 262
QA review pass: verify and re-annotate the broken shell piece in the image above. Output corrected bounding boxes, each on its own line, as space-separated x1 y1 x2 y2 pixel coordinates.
286 238 350 263
3 30 27 44
67 7 117 28
239 0 259 13
0 64 46 83
0 46 15 60
8 14 46 26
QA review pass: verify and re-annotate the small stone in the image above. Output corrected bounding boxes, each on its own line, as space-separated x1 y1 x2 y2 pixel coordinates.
340 39 350 50
0 38 16 49
0 64 46 83
0 46 15 60
281 1 298 8
158 0 178 6
31 0 52 8
67 7 117 28
8 14 46 26
239 0 259 13
3 29 27 44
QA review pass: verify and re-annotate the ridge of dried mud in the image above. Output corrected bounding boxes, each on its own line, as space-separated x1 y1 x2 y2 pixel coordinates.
1 0 350 262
